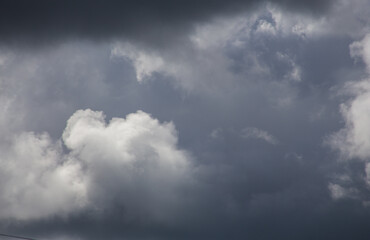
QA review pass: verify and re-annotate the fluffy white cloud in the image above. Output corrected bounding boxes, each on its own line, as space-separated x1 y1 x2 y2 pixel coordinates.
329 34 370 160
0 132 86 220
0 109 191 221
327 34 370 201
329 83 370 160
63 109 191 221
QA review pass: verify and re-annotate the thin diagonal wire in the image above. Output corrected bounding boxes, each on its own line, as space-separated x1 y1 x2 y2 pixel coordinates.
0 233 38 240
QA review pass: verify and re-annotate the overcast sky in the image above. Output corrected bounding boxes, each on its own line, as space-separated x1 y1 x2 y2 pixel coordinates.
1 0 370 239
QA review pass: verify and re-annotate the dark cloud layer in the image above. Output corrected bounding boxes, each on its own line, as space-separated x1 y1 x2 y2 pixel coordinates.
0 0 332 47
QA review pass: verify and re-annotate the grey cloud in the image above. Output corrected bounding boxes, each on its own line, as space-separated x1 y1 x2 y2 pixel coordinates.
328 34 370 160
0 0 334 48
110 6 310 93
2 1 370 240
327 34 370 204
241 127 279 144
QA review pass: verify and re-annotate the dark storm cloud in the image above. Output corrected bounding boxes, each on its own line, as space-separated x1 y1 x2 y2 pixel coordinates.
0 32 367 240
0 0 333 47
1 1 370 240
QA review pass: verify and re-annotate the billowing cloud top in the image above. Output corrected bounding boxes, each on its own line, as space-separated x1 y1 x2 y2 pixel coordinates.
0 109 191 222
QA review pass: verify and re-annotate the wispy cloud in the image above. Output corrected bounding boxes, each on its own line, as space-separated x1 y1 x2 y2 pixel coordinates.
241 127 279 145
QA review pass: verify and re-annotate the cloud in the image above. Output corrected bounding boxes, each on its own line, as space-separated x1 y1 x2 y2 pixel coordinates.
2 1 370 239
210 128 223 139
241 127 278 144
0 0 333 47
328 183 359 200
110 5 316 95
350 34 370 72
111 43 165 82
328 34 370 160
0 109 192 222
0 132 86 220
327 34 370 203
111 38 236 92
63 109 191 221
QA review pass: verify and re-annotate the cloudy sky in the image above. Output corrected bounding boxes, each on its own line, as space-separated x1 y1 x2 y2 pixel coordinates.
1 0 370 239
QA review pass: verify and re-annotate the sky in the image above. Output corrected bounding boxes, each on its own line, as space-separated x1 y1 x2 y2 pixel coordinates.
1 0 370 239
